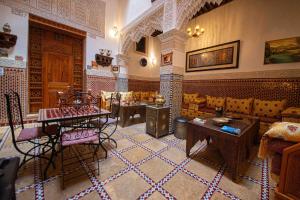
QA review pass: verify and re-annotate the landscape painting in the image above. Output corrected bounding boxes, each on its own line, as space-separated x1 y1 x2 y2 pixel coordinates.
264 37 300 64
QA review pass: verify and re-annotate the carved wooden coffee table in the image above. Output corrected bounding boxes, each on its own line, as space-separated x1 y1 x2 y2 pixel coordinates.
119 103 147 127
186 117 259 181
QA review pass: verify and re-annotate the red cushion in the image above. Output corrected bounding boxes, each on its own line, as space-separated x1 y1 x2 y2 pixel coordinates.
17 124 59 142
267 138 296 155
61 129 99 146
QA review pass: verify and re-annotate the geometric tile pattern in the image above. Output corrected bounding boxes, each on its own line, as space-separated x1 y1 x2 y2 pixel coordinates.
116 78 128 92
0 67 27 125
128 79 160 92
0 123 276 199
160 74 183 133
183 78 300 107
86 75 117 96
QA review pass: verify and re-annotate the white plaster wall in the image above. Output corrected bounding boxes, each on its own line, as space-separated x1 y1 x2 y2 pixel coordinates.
185 0 300 77
119 0 152 27
127 36 161 78
0 4 28 61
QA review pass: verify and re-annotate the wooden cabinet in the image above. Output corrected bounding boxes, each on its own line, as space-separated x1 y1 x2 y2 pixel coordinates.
146 105 170 138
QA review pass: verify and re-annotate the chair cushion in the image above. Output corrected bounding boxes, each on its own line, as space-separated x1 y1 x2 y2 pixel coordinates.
267 138 296 154
16 124 59 142
265 122 300 142
140 92 150 101
282 107 300 118
206 95 225 109
253 99 286 118
133 92 141 100
119 91 133 101
61 129 99 146
226 97 253 115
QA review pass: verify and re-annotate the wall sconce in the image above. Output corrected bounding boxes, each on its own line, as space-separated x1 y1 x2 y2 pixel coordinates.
150 54 157 66
110 26 119 38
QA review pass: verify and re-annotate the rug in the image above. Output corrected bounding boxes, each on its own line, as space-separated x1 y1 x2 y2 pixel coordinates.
0 123 276 200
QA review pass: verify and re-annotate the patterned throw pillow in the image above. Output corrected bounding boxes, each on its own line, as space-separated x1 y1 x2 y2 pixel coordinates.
183 93 198 104
133 92 141 100
140 92 150 101
101 91 115 100
253 99 286 118
119 91 133 101
265 122 300 142
149 91 158 98
206 95 225 109
281 107 300 118
226 97 254 115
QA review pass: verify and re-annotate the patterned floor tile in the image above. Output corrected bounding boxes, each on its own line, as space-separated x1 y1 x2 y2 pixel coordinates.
218 172 260 200
16 187 35 200
160 147 186 164
184 159 219 182
131 134 152 143
114 138 135 151
210 191 231 200
142 139 168 152
138 157 174 182
80 190 100 200
97 156 127 181
104 171 151 200
43 174 93 199
163 171 208 199
121 146 151 164
147 191 166 200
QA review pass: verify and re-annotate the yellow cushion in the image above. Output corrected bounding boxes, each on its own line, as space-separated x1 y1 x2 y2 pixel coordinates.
282 107 300 117
194 97 206 104
133 92 141 100
206 95 225 109
181 109 188 117
149 91 157 98
188 103 199 111
226 97 254 115
119 91 133 101
265 122 300 142
183 93 198 104
101 91 115 100
253 99 286 118
140 92 150 101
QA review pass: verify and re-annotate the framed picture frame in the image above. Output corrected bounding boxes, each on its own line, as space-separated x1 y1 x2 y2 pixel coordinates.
264 37 300 64
161 52 173 66
111 65 120 73
135 36 147 55
186 40 240 72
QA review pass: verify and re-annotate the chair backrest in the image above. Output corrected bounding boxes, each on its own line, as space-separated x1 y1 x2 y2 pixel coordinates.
4 91 24 143
109 92 121 119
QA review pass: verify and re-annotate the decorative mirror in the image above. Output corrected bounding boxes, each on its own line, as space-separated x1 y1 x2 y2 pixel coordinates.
140 58 147 67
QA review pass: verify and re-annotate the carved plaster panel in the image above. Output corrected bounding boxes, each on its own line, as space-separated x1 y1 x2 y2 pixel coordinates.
0 0 105 37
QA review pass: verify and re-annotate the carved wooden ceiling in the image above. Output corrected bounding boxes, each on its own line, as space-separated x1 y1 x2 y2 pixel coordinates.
192 0 233 19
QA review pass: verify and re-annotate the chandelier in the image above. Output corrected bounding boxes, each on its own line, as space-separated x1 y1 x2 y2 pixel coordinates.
186 18 204 38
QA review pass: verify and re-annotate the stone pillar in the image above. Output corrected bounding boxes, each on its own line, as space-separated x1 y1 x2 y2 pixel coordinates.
159 29 187 133
115 54 129 92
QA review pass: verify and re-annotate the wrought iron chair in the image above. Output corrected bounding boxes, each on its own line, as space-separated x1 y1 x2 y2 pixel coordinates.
95 93 121 148
58 92 105 189
5 91 59 170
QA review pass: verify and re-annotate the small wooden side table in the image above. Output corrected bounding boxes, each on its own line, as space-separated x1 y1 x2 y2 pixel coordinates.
146 105 170 138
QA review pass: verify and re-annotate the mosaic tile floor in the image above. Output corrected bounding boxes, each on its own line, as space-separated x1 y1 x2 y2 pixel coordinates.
0 123 276 200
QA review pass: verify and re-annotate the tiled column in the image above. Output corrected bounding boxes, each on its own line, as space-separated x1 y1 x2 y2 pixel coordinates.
115 54 129 92
159 29 187 133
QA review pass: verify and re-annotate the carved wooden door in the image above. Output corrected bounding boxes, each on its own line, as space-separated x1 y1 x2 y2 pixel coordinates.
42 31 74 108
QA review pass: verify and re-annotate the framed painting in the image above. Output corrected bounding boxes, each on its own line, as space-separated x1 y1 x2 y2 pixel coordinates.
111 65 120 73
264 37 300 64
186 40 240 72
161 52 173 66
135 37 147 54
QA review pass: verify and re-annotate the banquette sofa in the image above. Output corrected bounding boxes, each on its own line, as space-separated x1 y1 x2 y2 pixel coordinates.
181 93 300 138
100 91 158 110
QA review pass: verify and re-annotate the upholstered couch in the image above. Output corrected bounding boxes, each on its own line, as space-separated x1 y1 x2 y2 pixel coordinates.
181 93 300 138
100 91 158 110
